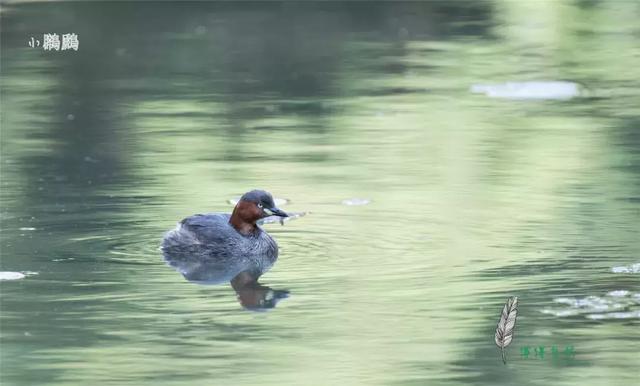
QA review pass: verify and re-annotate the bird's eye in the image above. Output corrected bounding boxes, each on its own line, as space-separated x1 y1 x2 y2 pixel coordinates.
257 203 263 208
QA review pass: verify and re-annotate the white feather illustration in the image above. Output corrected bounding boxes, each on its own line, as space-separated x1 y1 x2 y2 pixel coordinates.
495 296 518 364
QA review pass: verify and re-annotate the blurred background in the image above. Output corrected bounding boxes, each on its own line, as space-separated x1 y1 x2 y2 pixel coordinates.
1 1 639 385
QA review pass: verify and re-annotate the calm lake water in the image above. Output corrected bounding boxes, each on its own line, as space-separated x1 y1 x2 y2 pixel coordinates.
1 1 639 385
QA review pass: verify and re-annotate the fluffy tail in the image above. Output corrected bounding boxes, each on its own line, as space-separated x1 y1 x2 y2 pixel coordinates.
161 223 200 249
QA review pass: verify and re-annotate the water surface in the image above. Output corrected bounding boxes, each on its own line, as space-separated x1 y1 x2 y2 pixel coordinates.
1 1 639 385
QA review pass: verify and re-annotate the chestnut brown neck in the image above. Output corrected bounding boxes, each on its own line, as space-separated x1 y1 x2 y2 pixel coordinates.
229 200 261 235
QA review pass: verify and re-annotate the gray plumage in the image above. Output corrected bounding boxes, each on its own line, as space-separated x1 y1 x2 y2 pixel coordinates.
162 213 278 284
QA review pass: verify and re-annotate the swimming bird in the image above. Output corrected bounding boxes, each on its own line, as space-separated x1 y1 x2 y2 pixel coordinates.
162 190 288 285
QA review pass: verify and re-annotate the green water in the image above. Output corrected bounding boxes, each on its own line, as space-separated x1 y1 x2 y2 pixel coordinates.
1 1 639 385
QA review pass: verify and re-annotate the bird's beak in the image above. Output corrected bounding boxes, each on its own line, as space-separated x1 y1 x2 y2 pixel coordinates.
265 207 288 217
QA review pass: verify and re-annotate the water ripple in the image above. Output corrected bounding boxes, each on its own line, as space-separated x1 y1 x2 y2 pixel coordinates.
540 291 640 319
611 262 640 273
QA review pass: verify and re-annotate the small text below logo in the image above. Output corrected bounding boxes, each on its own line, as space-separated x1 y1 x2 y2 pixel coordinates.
520 345 575 360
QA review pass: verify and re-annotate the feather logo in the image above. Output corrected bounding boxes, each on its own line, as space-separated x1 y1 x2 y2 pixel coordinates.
495 296 518 364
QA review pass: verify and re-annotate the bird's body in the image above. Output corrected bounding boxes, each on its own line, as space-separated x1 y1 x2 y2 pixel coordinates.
161 190 287 284
162 213 278 283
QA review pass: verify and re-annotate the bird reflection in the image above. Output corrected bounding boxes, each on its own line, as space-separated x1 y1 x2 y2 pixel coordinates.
162 245 289 310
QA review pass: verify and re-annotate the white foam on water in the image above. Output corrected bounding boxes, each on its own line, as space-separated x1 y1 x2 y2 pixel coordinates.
553 297 578 306
586 311 640 320
470 81 580 100
611 263 640 273
540 308 581 317
341 198 371 206
0 271 37 281
0 272 26 280
543 291 639 319
607 290 630 297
